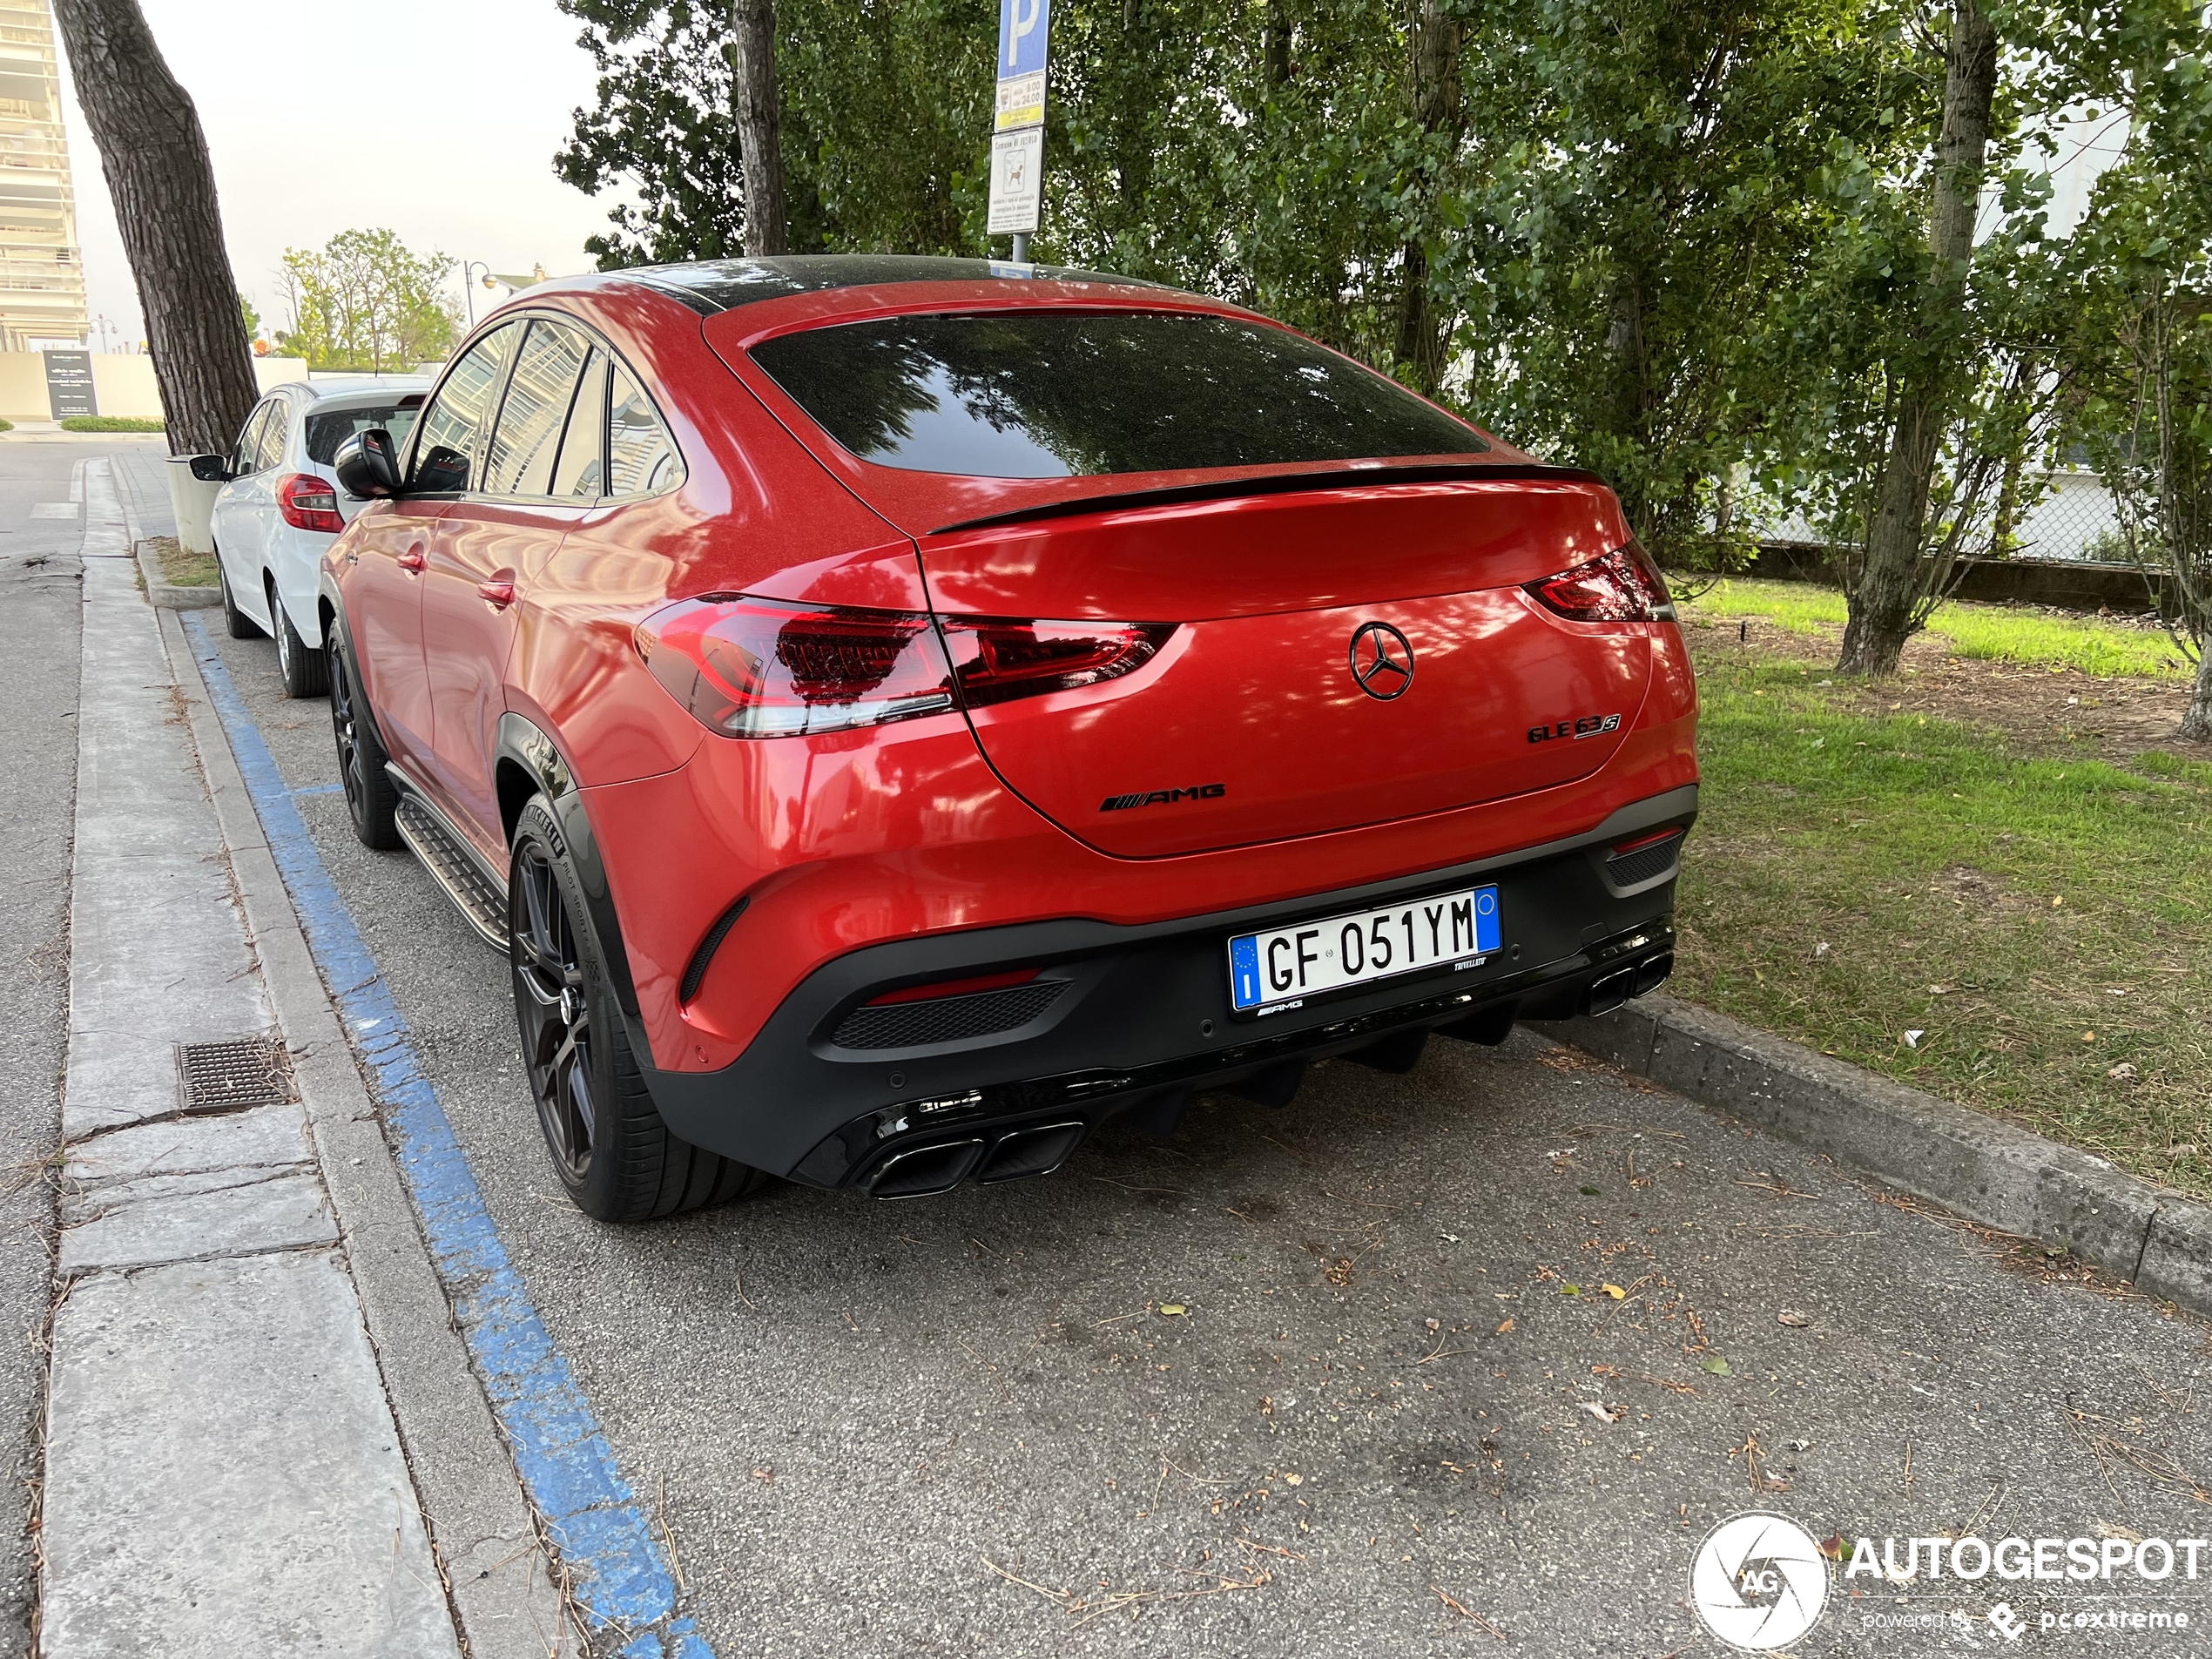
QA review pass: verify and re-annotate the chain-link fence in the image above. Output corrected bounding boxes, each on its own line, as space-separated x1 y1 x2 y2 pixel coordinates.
1733 466 2189 619
1745 468 2124 566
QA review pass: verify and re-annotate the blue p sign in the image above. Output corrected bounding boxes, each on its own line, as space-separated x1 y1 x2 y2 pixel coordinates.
999 0 1049 75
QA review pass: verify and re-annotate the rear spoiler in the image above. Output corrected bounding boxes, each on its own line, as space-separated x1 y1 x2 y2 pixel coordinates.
931 462 1607 536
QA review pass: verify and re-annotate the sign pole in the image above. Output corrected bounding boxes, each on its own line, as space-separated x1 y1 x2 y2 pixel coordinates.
988 0 1049 260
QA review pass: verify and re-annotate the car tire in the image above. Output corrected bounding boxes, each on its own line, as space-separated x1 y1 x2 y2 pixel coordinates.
218 552 261 640
509 794 766 1224
272 584 330 698
328 629 400 849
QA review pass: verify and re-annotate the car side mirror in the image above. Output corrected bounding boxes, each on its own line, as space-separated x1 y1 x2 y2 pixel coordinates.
334 429 403 500
186 454 232 483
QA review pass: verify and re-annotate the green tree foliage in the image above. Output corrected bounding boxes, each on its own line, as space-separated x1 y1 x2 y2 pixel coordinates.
275 229 461 372
2060 0 2212 736
550 0 2206 627
1440 0 1929 563
239 292 261 342
555 0 994 263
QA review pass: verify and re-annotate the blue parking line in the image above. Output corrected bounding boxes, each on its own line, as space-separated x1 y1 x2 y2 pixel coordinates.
182 615 713 1659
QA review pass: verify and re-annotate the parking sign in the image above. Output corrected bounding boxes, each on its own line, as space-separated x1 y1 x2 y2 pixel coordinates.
987 128 1043 235
997 0 1049 78
989 0 1049 235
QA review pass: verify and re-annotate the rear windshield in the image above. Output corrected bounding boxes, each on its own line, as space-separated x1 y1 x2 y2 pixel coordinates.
748 311 1487 478
306 402 421 465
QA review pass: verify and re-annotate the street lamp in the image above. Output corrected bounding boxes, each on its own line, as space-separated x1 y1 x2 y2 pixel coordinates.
462 260 500 323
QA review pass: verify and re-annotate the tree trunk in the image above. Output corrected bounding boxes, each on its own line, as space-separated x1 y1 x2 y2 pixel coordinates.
1263 0 1292 89
1837 0 1999 678
1393 0 1461 396
732 0 787 256
51 0 255 457
2182 647 2212 743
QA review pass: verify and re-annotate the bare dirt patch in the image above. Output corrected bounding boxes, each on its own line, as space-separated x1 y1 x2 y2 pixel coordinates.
1680 611 2212 765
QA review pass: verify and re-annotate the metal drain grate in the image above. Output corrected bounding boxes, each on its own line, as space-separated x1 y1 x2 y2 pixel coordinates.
176 1037 294 1113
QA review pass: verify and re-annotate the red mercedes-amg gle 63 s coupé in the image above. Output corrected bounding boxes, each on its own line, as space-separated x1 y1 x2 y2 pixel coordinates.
324 255 1696 1223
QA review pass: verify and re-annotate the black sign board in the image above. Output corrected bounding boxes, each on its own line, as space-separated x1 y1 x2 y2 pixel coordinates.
44 351 97 420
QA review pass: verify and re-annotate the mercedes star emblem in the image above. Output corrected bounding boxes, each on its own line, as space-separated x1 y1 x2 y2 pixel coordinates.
1348 621 1415 701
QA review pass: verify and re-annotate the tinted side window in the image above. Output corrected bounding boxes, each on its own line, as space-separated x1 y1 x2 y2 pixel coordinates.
412 324 517 494
232 405 273 475
485 320 591 496
606 366 681 497
550 351 609 500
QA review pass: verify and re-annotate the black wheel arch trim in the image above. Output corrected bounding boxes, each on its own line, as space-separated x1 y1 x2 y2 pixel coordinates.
495 712 648 1046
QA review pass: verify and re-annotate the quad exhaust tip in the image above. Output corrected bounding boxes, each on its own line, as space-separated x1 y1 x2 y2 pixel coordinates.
1587 951 1674 1017
863 1121 1087 1199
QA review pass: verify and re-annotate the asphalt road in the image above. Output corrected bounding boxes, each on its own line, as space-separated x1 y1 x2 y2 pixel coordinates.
0 439 171 1655
201 610 2212 1659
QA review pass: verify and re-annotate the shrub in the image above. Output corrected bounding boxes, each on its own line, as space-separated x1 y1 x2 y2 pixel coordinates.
60 415 165 433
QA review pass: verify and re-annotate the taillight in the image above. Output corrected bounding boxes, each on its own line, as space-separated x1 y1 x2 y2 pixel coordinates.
635 597 957 737
277 472 345 535
941 618 1173 708
636 597 1174 737
1524 542 1675 623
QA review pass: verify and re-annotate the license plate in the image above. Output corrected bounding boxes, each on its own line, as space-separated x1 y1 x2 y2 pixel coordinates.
1227 886 1501 1013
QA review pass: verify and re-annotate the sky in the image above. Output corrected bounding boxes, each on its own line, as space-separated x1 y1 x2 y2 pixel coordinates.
56 0 630 348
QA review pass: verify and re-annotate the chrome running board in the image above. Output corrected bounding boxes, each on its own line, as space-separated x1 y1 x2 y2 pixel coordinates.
388 772 509 954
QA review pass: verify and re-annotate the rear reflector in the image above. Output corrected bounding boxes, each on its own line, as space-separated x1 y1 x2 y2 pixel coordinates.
864 968 1041 1006
636 596 1174 738
1525 541 1674 623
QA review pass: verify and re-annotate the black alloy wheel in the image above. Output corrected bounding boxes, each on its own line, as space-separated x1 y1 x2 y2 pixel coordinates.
328 633 398 848
507 794 765 1223
512 838 597 1188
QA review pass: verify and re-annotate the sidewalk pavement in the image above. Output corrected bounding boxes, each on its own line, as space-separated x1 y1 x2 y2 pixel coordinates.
37 459 563 1656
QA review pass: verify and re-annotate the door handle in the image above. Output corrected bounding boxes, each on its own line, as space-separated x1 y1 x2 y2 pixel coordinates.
477 580 516 610
397 546 426 574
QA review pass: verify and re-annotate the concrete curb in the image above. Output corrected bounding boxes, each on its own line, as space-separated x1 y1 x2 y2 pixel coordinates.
158 606 570 1658
1534 993 2212 1314
134 537 218 610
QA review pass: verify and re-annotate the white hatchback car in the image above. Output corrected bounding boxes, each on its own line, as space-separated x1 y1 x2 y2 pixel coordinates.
206 375 430 696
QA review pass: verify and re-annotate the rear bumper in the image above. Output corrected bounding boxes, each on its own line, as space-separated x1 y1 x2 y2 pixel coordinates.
638 784 1694 1188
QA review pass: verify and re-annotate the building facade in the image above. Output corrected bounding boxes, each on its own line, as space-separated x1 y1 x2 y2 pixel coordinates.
0 0 86 352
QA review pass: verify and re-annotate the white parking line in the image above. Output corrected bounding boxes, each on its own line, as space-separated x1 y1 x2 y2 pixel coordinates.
30 501 76 518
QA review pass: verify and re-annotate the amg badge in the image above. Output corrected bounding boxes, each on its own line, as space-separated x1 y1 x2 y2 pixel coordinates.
1528 712 1622 743
1100 782 1227 813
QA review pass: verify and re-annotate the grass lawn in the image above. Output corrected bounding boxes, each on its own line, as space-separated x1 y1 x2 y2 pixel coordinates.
1676 637 2212 1204
1689 577 2195 681
145 535 219 590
